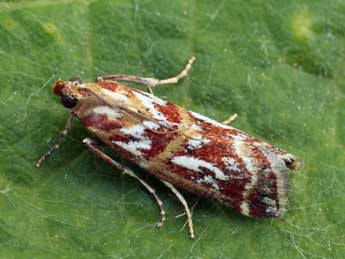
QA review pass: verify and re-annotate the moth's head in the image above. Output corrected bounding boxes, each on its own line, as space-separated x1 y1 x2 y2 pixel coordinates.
53 78 83 109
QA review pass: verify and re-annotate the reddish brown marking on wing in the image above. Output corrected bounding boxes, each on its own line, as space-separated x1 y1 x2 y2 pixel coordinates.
155 103 181 123
144 130 178 159
165 134 249 212
97 81 135 98
82 114 123 131
97 81 121 92
198 120 239 137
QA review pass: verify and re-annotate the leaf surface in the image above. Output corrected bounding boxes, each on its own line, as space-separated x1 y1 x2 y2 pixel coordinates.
0 1 344 258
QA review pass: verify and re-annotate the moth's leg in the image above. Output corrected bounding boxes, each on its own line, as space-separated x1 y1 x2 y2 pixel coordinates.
97 56 195 94
82 138 166 227
161 180 195 239
222 113 238 125
36 112 74 168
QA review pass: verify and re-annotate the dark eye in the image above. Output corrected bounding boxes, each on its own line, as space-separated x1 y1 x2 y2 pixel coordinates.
61 94 78 108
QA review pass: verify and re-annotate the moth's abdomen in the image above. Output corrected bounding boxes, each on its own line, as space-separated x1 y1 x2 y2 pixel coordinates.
75 81 296 218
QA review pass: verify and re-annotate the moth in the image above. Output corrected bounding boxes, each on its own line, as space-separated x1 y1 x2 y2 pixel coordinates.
37 57 301 238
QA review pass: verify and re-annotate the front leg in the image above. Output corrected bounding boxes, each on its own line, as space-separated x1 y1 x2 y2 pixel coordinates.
36 112 74 167
82 138 166 227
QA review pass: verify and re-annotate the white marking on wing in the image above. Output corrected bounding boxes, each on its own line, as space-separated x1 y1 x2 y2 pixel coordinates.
171 156 229 181
114 124 152 158
222 157 241 173
186 137 211 150
196 175 220 190
240 201 250 216
120 124 146 139
190 111 233 129
101 88 128 103
136 91 167 105
113 139 151 157
191 123 202 131
133 91 168 122
232 133 258 216
143 120 160 130
93 106 123 119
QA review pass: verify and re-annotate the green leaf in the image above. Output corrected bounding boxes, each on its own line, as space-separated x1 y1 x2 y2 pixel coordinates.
0 0 344 258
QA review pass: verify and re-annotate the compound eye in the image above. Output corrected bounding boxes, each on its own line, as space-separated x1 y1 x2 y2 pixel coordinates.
61 94 78 108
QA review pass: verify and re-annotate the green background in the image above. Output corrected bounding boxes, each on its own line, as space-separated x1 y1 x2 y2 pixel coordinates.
0 0 344 258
